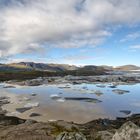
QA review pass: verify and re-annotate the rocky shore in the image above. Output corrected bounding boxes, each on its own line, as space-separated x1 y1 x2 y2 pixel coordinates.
0 111 140 139
0 96 139 140
5 74 140 87
0 74 140 140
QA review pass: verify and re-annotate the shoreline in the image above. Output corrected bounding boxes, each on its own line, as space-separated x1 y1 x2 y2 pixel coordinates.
0 75 140 139
0 103 140 139
1 74 140 124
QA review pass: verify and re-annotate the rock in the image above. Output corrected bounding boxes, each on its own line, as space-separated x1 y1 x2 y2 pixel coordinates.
96 84 106 88
21 97 31 101
31 93 37 96
94 130 114 140
8 78 48 86
72 81 79 85
93 90 103 96
0 114 25 125
0 109 7 115
16 107 32 113
0 96 9 100
0 121 54 140
58 86 71 89
112 89 130 94
120 110 131 115
0 100 10 105
109 85 117 88
3 85 15 88
24 102 39 108
52 120 79 132
56 132 86 140
25 119 37 124
29 113 41 117
64 97 102 103
6 111 21 116
112 121 140 140
0 96 10 105
131 113 140 118
82 86 88 89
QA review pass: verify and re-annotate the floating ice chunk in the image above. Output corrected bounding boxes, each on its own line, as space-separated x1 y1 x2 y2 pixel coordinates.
56 98 65 102
50 94 61 100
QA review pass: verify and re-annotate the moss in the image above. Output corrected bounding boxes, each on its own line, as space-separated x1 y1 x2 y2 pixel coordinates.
94 136 102 140
48 123 79 136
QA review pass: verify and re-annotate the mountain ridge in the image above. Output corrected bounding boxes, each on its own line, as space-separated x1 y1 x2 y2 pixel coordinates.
0 62 140 72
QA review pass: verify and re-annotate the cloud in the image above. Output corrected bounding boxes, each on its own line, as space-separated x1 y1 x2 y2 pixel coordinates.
0 0 140 58
129 45 140 49
120 32 140 42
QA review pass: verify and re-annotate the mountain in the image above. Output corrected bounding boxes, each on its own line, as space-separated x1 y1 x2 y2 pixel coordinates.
99 65 114 71
0 62 78 72
115 65 140 71
0 62 139 73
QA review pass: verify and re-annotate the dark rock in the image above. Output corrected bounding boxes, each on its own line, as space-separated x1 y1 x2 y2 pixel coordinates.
120 110 131 115
0 100 10 105
112 89 130 94
31 93 37 96
72 81 79 85
29 113 41 117
0 97 9 100
0 96 10 105
16 107 32 113
0 114 25 125
64 97 102 103
109 85 117 88
25 119 37 124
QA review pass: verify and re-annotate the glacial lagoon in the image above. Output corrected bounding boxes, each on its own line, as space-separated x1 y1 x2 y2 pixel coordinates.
1 82 140 123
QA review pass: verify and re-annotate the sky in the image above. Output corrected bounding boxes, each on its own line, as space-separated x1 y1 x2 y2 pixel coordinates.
0 0 140 66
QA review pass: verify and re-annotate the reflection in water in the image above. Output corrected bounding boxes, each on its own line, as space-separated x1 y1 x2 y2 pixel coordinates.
1 83 140 123
64 97 102 103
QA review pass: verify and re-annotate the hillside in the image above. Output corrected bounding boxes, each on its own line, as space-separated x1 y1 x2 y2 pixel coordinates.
0 62 78 72
115 65 140 71
5 62 78 72
0 62 140 72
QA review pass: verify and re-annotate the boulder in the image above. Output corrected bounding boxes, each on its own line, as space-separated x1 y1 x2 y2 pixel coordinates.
94 130 114 140
112 121 140 140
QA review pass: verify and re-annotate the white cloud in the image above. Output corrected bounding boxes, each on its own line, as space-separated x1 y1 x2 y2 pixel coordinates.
120 32 140 42
0 0 140 58
130 45 140 49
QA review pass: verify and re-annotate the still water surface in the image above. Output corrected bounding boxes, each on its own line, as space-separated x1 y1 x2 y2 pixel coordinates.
2 83 140 123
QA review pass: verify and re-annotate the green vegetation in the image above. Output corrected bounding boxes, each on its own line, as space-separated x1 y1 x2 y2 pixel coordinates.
0 69 105 81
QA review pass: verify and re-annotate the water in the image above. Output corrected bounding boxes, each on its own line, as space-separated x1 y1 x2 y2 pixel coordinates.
1 83 140 123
